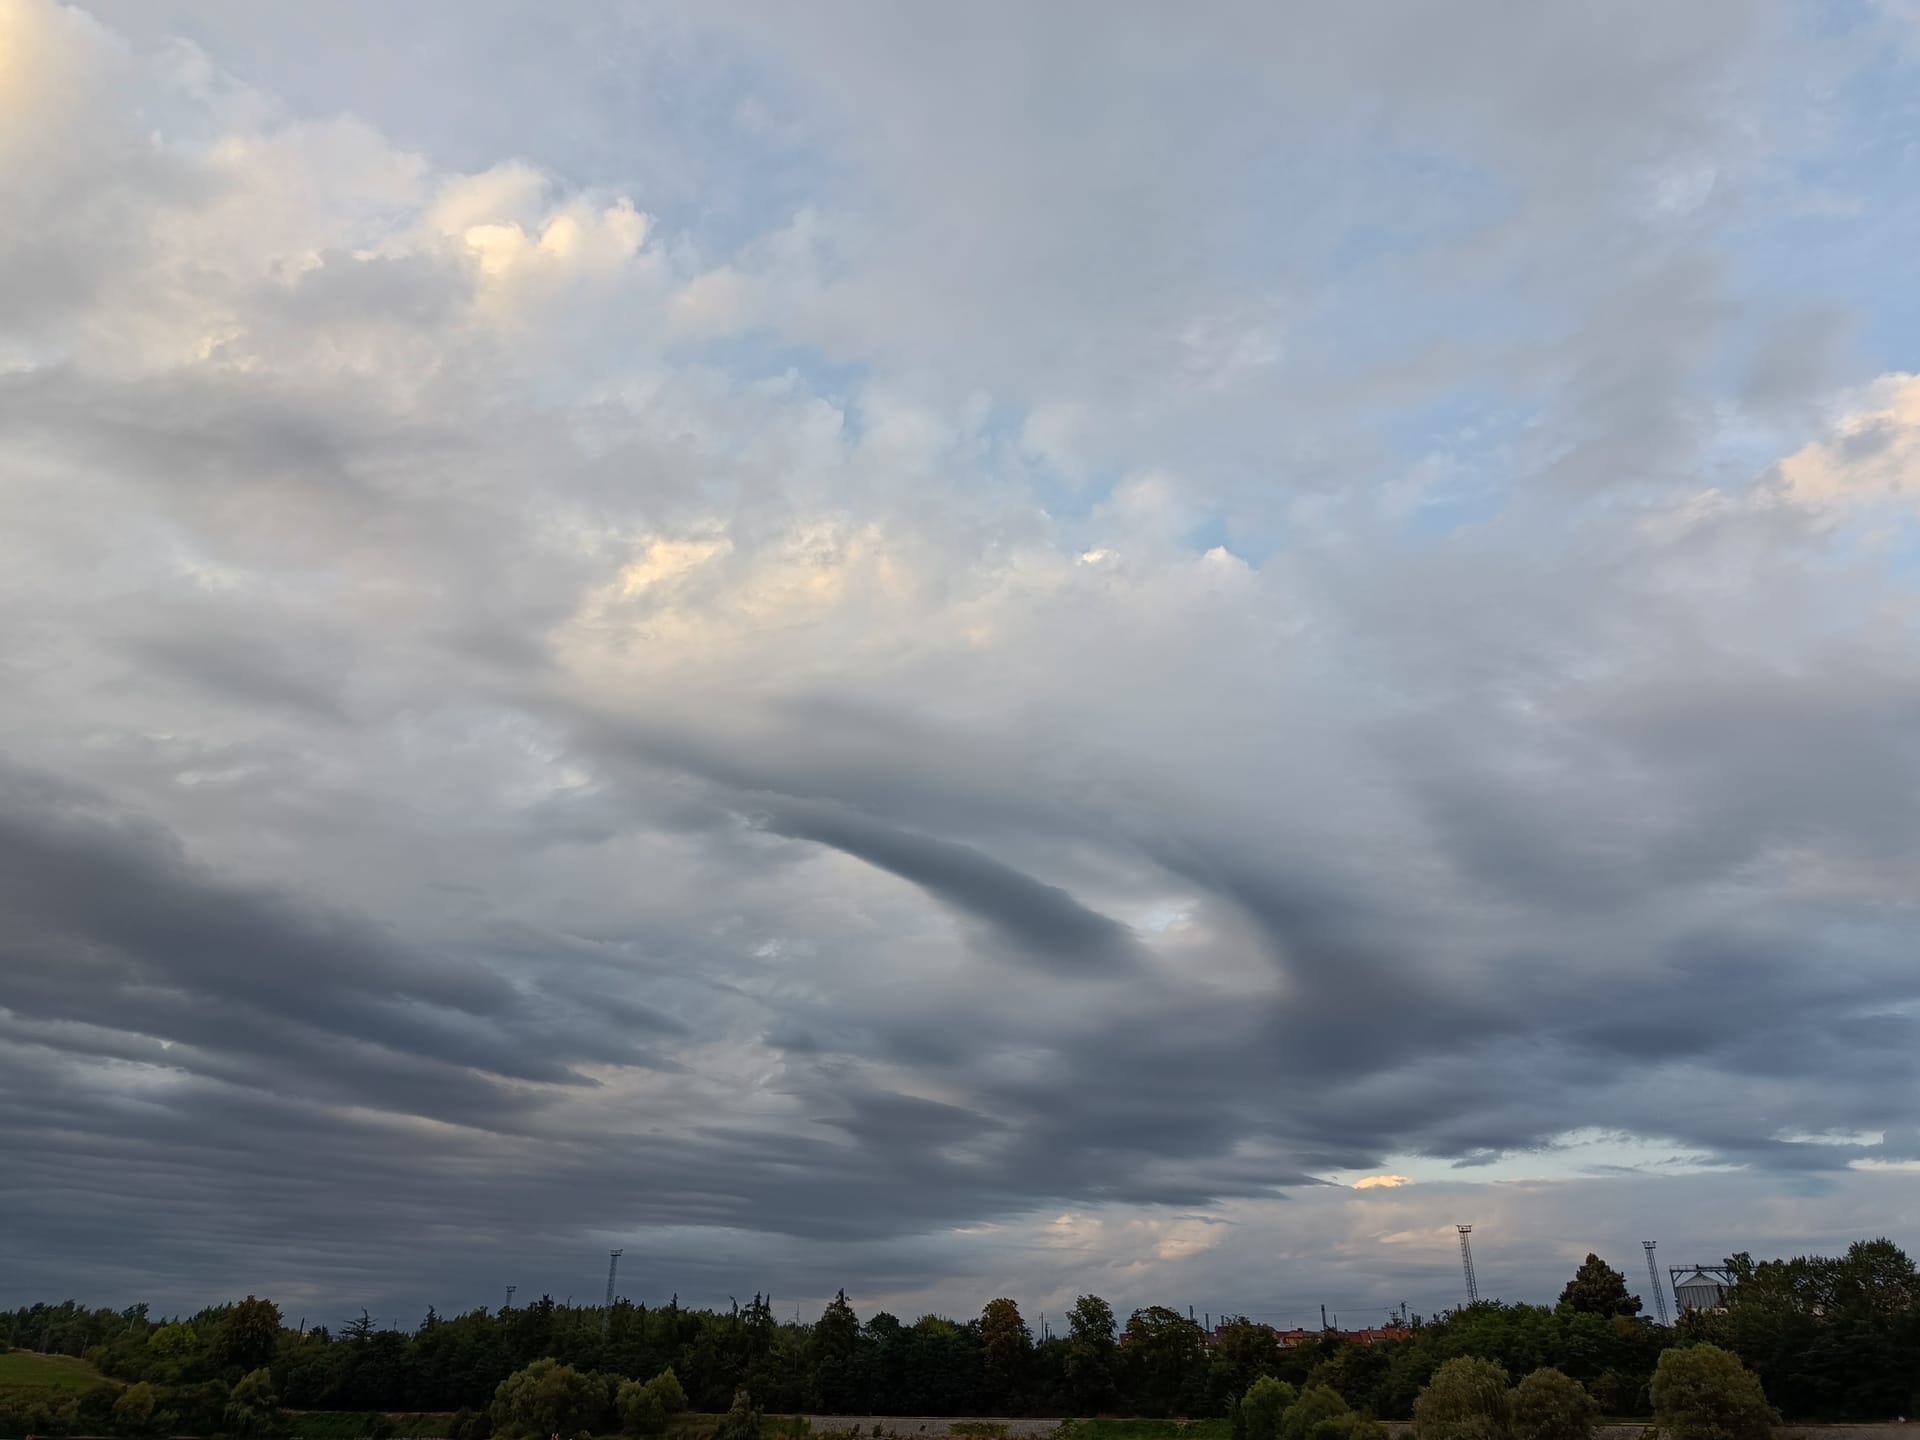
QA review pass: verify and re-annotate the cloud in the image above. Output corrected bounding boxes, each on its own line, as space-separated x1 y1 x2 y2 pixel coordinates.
1773 373 1920 507
2 0 1919 1324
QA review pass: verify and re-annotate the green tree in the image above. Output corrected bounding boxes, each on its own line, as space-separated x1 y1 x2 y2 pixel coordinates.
1650 1345 1774 1440
491 1358 606 1440
715 1386 763 1440
1557 1258 1639 1320
812 1292 861 1412
1212 1318 1282 1410
1280 1383 1360 1440
1121 1306 1208 1417
619 1382 666 1435
1065 1295 1119 1414
147 1323 199 1362
1413 1357 1513 1440
112 1382 160 1436
1512 1368 1594 1440
213 1297 284 1374
225 1366 282 1437
980 1298 1032 1412
1237 1375 1299 1440
644 1367 686 1416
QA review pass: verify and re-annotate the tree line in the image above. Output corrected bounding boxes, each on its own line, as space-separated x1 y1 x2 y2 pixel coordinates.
3 1238 1914 1435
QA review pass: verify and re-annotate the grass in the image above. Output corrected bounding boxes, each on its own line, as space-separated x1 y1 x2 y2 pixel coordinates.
0 1349 112 1395
1054 1421 1233 1440
670 1414 815 1440
285 1413 459 1440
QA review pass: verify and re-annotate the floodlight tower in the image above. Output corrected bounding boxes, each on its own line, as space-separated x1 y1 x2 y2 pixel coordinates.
504 1285 517 1311
1457 1225 1480 1305
603 1250 623 1335
1643 1242 1670 1325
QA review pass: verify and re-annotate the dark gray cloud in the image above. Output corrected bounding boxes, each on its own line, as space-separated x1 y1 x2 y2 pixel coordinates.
758 802 1145 975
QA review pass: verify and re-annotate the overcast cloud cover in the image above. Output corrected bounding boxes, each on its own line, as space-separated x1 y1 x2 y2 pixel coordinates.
4 0 1920 1330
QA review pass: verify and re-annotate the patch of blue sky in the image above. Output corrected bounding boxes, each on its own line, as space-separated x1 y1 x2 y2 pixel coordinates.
1181 512 1236 556
1378 387 1531 537
676 330 872 411
1715 25 1920 378
1852 511 1920 594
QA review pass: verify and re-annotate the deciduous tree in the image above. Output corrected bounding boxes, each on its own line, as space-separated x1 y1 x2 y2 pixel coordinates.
1512 1368 1593 1440
1413 1356 1513 1440
1557 1258 1639 1320
1650 1345 1774 1440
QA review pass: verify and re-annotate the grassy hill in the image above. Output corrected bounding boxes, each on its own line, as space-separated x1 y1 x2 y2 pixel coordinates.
0 1348 113 1395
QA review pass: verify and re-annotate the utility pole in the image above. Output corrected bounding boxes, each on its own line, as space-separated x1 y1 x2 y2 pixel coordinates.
603 1250 622 1336
1643 1242 1670 1326
1457 1225 1480 1305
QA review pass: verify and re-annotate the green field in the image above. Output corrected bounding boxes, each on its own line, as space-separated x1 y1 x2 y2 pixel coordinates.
0 1349 111 1395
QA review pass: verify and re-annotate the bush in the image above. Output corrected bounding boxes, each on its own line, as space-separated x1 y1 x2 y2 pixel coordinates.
1650 1345 1774 1440
1239 1376 1300 1440
1413 1357 1513 1440
618 1366 688 1436
716 1387 764 1440
491 1358 608 1440
1281 1384 1358 1440
113 1381 160 1435
1512 1369 1593 1440
620 1380 667 1436
226 1365 283 1437
645 1367 688 1418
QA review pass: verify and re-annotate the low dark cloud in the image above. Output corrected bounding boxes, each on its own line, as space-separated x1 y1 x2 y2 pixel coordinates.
759 802 1145 975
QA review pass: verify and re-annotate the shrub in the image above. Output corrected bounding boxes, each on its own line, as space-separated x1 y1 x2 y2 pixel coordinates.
1512 1369 1593 1440
1239 1376 1300 1440
113 1381 160 1435
1413 1357 1513 1440
646 1367 688 1417
226 1365 283 1437
491 1358 607 1440
619 1380 667 1436
1649 1345 1774 1440
716 1387 764 1440
1281 1384 1359 1440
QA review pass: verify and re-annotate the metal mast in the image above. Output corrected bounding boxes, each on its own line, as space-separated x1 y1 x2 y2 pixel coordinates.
1643 1242 1670 1325
504 1285 517 1310
603 1249 623 1335
1457 1225 1480 1305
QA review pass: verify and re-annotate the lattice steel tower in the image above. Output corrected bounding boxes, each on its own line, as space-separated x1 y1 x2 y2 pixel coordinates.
603 1249 623 1335
1457 1225 1480 1305
1643 1242 1670 1325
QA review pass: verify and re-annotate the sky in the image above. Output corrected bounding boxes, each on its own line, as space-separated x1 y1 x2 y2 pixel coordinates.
2 0 1920 1334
